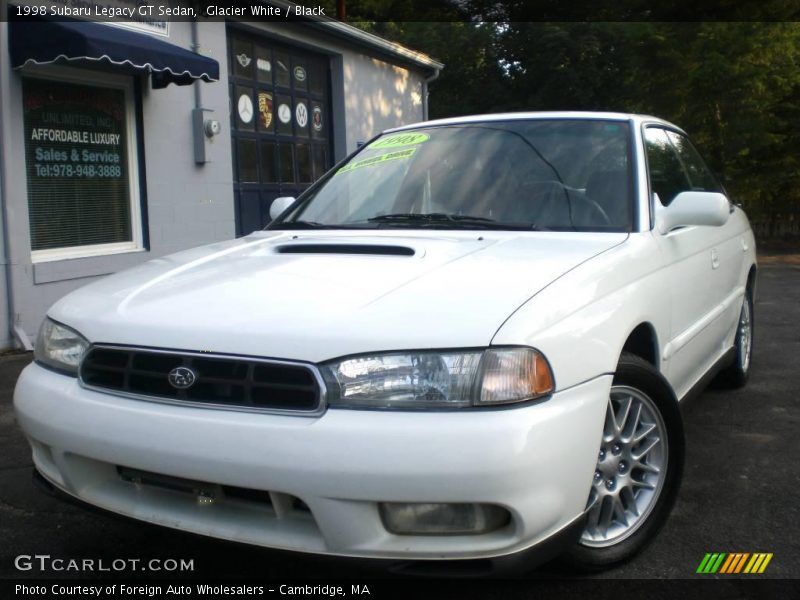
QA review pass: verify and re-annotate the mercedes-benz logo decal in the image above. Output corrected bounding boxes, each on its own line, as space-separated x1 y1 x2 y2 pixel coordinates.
238 94 254 124
168 366 197 390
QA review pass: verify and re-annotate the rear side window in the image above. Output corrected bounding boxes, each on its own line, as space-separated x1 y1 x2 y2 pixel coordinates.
644 127 690 206
665 131 721 192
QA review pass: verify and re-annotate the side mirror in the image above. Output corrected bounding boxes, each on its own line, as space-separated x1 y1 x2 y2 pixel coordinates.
269 196 296 221
655 191 730 234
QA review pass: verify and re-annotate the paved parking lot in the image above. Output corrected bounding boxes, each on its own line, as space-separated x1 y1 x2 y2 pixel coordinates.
1 263 797 580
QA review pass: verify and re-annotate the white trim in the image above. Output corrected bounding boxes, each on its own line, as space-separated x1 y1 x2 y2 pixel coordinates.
31 242 146 264
315 20 444 70
104 21 170 39
23 66 145 264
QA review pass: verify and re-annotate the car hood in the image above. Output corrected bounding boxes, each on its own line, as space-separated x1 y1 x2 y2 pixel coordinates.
51 230 627 362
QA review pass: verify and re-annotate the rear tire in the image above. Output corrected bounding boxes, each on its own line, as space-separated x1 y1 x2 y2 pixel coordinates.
565 353 684 569
718 292 754 388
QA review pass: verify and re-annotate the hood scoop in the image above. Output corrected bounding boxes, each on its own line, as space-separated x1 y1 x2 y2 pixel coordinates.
276 243 415 256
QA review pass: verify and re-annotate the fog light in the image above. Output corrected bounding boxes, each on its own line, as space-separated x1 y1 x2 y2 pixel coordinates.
379 502 510 535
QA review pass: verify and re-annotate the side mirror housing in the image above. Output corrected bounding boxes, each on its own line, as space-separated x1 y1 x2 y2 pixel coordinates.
269 196 296 221
656 191 730 234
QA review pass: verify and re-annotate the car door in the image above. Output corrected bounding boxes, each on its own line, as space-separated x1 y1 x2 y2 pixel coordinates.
645 126 731 397
664 129 746 345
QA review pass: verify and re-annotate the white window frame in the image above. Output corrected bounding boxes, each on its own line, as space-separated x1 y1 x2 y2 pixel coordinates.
23 66 144 264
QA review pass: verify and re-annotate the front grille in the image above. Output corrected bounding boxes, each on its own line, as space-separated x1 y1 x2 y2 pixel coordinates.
80 346 324 414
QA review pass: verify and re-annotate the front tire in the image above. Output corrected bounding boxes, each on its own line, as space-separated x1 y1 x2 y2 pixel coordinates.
566 353 684 569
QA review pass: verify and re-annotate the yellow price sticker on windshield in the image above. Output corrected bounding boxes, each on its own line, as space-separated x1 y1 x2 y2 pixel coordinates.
337 148 417 174
369 133 429 149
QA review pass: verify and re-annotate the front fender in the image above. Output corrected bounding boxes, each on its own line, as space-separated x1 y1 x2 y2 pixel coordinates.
491 233 671 391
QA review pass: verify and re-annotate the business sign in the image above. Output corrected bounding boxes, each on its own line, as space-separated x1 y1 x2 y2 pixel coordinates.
23 78 133 250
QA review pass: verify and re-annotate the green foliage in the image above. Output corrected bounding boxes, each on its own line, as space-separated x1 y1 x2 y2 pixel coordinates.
468 21 800 223
341 14 800 227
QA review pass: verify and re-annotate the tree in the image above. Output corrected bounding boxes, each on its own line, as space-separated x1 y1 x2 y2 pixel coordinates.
326 2 800 233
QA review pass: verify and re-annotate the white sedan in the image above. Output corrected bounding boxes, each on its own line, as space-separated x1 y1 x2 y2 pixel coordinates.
14 112 756 570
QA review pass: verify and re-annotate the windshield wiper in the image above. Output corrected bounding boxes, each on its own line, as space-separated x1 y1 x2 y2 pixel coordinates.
370 212 496 221
367 213 540 230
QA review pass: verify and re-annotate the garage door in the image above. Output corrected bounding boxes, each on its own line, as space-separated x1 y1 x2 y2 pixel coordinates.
228 29 332 235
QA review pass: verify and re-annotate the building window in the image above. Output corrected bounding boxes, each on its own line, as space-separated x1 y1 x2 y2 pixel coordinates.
22 70 144 262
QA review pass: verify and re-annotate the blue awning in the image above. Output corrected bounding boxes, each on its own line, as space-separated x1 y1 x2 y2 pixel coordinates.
9 15 219 89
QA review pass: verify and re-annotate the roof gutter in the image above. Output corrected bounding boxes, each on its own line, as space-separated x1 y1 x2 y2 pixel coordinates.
314 20 444 71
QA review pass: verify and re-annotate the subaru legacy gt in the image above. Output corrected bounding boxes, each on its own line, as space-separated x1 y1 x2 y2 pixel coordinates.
15 113 756 570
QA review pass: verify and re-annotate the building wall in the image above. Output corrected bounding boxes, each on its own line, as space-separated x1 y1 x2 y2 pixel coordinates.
0 20 234 347
0 20 428 349
0 159 9 349
341 53 424 151
137 20 235 258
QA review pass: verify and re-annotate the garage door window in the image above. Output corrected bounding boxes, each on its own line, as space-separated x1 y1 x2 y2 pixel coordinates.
229 29 332 235
22 71 143 262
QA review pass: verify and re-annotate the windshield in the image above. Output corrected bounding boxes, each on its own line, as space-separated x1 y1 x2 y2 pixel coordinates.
273 119 633 232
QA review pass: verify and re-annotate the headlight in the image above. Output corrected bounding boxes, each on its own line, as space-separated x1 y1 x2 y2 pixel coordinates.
34 318 89 376
323 347 553 409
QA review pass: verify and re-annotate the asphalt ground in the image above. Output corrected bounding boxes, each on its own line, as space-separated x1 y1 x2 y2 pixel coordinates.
0 263 797 583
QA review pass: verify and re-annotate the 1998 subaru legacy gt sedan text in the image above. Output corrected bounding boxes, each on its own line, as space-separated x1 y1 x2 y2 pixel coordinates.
15 112 756 571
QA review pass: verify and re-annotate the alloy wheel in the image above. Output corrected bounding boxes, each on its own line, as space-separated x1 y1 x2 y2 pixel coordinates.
581 385 668 547
738 298 752 372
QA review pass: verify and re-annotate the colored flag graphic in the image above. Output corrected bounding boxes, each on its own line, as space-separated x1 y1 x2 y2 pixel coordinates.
696 553 773 574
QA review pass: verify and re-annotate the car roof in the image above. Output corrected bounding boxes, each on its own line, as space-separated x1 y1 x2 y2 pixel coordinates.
385 111 686 135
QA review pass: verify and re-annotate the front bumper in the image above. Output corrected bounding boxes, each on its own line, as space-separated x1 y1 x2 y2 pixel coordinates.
14 363 610 560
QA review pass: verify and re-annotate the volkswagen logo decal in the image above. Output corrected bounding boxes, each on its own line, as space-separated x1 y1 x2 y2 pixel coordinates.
168 366 197 389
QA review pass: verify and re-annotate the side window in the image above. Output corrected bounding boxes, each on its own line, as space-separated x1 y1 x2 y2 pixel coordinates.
644 127 689 206
665 131 722 192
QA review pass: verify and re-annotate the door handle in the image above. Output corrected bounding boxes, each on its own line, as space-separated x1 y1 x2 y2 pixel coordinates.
711 248 720 270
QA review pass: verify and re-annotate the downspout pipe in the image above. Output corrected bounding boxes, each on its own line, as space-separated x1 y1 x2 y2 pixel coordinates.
0 81 19 348
191 17 202 110
422 67 440 121
190 14 211 165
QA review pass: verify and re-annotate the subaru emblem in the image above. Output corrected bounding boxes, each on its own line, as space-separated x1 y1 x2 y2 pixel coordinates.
168 366 197 389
